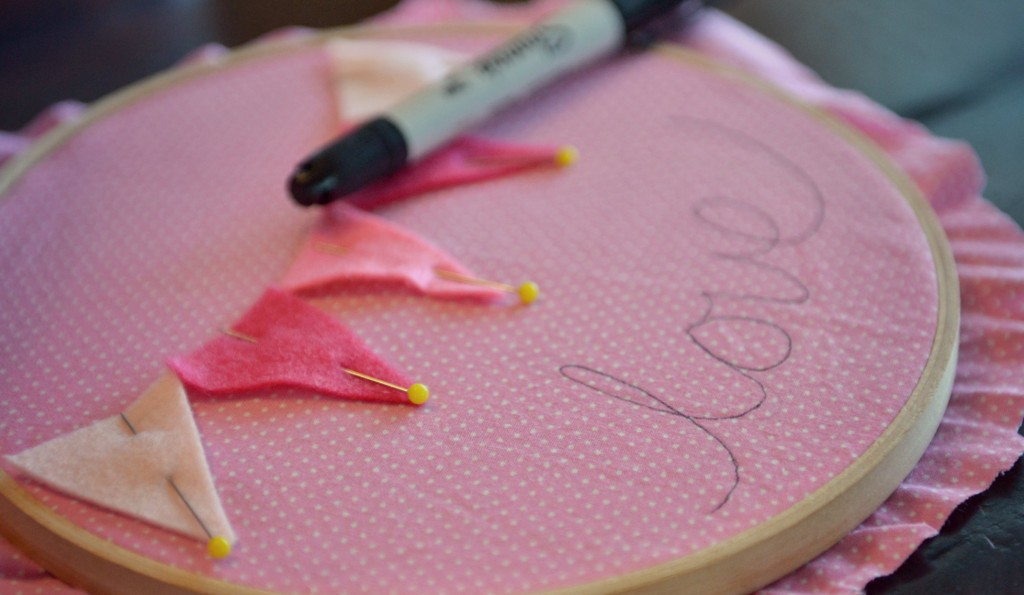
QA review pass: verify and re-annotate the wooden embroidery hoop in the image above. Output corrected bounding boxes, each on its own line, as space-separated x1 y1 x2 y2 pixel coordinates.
0 23 959 595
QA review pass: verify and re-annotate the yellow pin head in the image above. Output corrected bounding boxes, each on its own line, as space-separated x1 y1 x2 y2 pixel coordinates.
553 145 579 167
208 536 232 559
407 383 430 405
517 282 540 305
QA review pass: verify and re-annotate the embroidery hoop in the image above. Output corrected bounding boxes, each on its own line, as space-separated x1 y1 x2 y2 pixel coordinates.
0 23 959 594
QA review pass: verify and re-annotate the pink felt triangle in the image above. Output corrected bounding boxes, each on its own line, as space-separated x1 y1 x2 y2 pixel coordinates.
344 136 570 210
167 288 421 403
6 373 235 545
280 204 504 301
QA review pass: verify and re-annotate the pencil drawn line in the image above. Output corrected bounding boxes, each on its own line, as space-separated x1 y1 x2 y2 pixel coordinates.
558 364 744 512
692 196 781 258
687 296 794 372
677 117 825 246
556 118 825 513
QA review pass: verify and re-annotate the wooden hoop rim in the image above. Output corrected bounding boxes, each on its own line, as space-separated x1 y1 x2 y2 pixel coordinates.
0 22 959 595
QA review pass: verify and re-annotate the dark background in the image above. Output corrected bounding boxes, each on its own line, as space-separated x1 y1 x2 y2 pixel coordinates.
1 1 1022 593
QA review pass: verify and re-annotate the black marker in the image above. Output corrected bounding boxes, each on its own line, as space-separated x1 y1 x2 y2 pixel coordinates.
288 0 697 206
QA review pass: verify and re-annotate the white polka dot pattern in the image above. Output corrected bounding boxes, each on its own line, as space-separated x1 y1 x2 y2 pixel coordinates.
0 37 940 594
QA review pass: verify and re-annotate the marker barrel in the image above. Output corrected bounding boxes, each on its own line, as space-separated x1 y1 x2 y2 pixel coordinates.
392 0 624 160
289 0 689 206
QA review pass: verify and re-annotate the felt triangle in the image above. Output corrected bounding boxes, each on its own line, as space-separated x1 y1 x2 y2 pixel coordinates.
280 204 504 301
344 136 573 211
326 37 467 124
326 38 573 210
168 288 421 403
6 373 235 545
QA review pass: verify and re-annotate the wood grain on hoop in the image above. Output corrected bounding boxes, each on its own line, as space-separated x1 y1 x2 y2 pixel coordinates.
0 23 958 595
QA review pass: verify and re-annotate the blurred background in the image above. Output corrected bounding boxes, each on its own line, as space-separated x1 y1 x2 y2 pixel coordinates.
1 1 1023 593
2 0 1022 222
0 0 398 131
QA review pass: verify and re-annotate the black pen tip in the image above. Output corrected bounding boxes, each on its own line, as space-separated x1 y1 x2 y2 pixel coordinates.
287 117 409 207
288 159 336 207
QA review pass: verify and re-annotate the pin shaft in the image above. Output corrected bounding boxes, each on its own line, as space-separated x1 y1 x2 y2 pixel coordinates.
314 242 349 256
119 412 215 540
167 476 214 539
434 268 515 292
341 367 407 392
222 328 257 343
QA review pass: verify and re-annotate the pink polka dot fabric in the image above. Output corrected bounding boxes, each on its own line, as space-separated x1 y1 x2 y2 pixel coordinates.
1 4 1023 595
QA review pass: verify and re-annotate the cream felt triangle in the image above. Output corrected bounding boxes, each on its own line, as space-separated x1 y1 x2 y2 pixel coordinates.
326 37 467 122
5 372 235 545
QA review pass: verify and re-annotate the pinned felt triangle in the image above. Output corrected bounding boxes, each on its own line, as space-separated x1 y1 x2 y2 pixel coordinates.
344 136 577 211
168 288 426 404
327 38 466 124
280 204 507 302
326 38 576 210
6 373 235 550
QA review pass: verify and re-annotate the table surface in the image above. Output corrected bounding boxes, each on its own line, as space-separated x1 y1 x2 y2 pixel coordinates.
1 1 1022 593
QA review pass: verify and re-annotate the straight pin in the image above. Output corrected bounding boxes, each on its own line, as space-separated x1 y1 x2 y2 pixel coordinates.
118 412 137 434
167 475 213 540
308 241 539 305
221 327 257 343
313 241 349 256
119 412 232 559
434 268 539 305
465 144 579 168
341 367 430 405
220 328 428 405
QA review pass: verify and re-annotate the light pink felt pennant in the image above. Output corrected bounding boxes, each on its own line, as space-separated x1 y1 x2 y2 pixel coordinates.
167 288 422 403
280 203 505 301
5 373 235 545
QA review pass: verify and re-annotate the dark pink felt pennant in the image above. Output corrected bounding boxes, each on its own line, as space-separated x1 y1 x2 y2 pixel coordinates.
345 135 572 211
168 288 420 404
280 203 505 302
